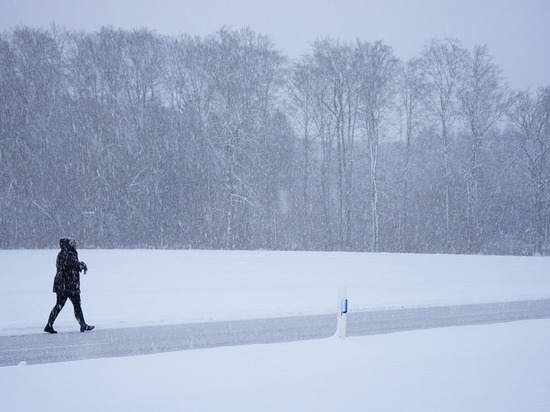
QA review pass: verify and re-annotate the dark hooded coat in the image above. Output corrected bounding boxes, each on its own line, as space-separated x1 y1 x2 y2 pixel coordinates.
53 238 83 294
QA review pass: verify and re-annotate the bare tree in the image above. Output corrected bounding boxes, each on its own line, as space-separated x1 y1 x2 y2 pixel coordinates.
420 38 468 251
310 39 359 249
458 44 513 252
356 40 398 252
206 28 285 249
396 57 427 251
163 34 219 245
288 60 317 248
65 27 129 244
509 87 550 255
4 27 68 245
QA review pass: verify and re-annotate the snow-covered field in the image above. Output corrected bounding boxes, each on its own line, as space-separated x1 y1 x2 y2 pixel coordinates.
1 249 550 411
2 249 549 334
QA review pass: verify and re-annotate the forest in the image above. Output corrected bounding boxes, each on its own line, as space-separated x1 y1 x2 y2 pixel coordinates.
0 26 549 255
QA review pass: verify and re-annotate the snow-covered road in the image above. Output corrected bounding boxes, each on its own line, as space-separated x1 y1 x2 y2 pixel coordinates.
3 299 550 367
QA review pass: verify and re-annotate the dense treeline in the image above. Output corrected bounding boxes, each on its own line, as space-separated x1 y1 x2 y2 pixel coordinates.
0 26 549 254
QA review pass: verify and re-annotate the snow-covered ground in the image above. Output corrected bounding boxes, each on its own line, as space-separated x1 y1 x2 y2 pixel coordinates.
3 320 549 411
1 249 549 334
1 249 549 411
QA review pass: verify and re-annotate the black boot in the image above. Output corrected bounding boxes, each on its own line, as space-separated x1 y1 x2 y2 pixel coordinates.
44 325 57 334
80 324 95 332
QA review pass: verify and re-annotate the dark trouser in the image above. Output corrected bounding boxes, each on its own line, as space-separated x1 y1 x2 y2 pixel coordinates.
47 293 86 327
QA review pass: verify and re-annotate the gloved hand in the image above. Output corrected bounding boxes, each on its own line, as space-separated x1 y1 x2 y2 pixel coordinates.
80 261 88 274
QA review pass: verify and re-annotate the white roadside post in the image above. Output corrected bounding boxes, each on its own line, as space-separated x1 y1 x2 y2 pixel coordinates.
337 287 348 339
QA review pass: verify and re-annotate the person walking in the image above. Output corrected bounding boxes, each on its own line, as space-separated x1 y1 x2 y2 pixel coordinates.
44 238 94 333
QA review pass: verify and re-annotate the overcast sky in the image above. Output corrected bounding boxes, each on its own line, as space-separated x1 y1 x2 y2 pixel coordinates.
1 0 548 90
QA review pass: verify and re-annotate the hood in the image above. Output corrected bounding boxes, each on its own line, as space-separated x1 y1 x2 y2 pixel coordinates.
59 238 77 251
